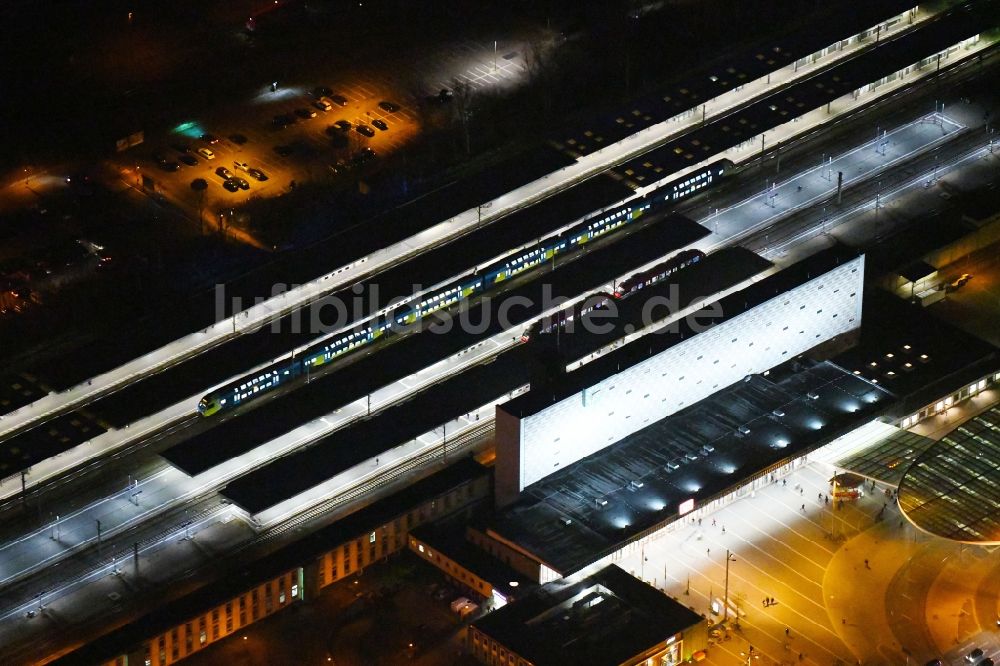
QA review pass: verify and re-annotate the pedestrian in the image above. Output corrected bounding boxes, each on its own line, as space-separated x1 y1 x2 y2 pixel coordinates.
799 487 804 495
801 503 805 512
785 627 790 637
698 518 702 526
707 548 711 556
712 518 717 527
864 559 870 569
782 479 787 487
721 525 726 534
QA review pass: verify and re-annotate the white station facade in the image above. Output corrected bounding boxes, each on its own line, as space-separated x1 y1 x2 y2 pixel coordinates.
496 251 865 505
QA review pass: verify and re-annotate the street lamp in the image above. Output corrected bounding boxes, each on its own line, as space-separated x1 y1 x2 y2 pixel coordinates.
723 549 736 624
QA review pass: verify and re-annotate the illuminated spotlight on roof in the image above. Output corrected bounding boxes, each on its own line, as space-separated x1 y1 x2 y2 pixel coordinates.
811 419 824 430
614 517 631 529
649 499 667 511
920 354 929 361
720 463 737 474
686 482 701 493
509 581 519 587
885 353 894 359
773 438 789 448
853 370 862 375
867 393 880 403
870 361 878 367
903 344 911 350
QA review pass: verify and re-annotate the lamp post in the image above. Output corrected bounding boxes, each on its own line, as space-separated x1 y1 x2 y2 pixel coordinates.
723 549 736 623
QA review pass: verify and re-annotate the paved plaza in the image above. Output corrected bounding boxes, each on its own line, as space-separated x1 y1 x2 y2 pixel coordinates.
615 447 1000 666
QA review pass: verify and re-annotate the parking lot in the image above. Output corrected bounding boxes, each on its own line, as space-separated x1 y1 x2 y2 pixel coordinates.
111 33 534 242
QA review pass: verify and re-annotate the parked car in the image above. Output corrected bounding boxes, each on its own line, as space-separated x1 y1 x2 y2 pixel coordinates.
233 177 250 190
178 154 198 166
222 178 239 192
330 94 348 106
378 100 401 112
949 273 973 290
197 148 216 160
215 166 234 179
966 648 984 663
352 147 376 165
272 113 296 128
355 124 375 137
314 85 334 98
233 161 249 172
248 168 268 181
200 133 220 144
314 97 334 111
372 118 388 131
334 119 352 132
328 159 349 175
295 107 317 119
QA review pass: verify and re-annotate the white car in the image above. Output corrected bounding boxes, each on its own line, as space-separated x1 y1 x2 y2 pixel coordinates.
197 148 216 160
233 161 249 172
314 97 334 112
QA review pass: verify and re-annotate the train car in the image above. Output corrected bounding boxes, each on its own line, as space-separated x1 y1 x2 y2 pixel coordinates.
198 159 735 417
645 159 733 206
197 360 300 416
521 292 614 342
614 249 705 298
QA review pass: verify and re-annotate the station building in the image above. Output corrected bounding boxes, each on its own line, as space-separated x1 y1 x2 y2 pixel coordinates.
54 459 491 666
468 564 707 666
496 247 865 505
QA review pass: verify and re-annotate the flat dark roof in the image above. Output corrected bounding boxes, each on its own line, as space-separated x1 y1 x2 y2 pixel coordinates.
219 217 710 510
503 245 860 420
50 458 489 666
492 359 892 574
473 564 703 666
609 3 987 188
88 173 633 429
558 0 918 157
411 517 535 599
898 260 937 283
830 290 999 421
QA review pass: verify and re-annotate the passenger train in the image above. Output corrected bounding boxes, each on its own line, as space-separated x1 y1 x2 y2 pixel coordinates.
197 159 733 416
520 249 705 343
